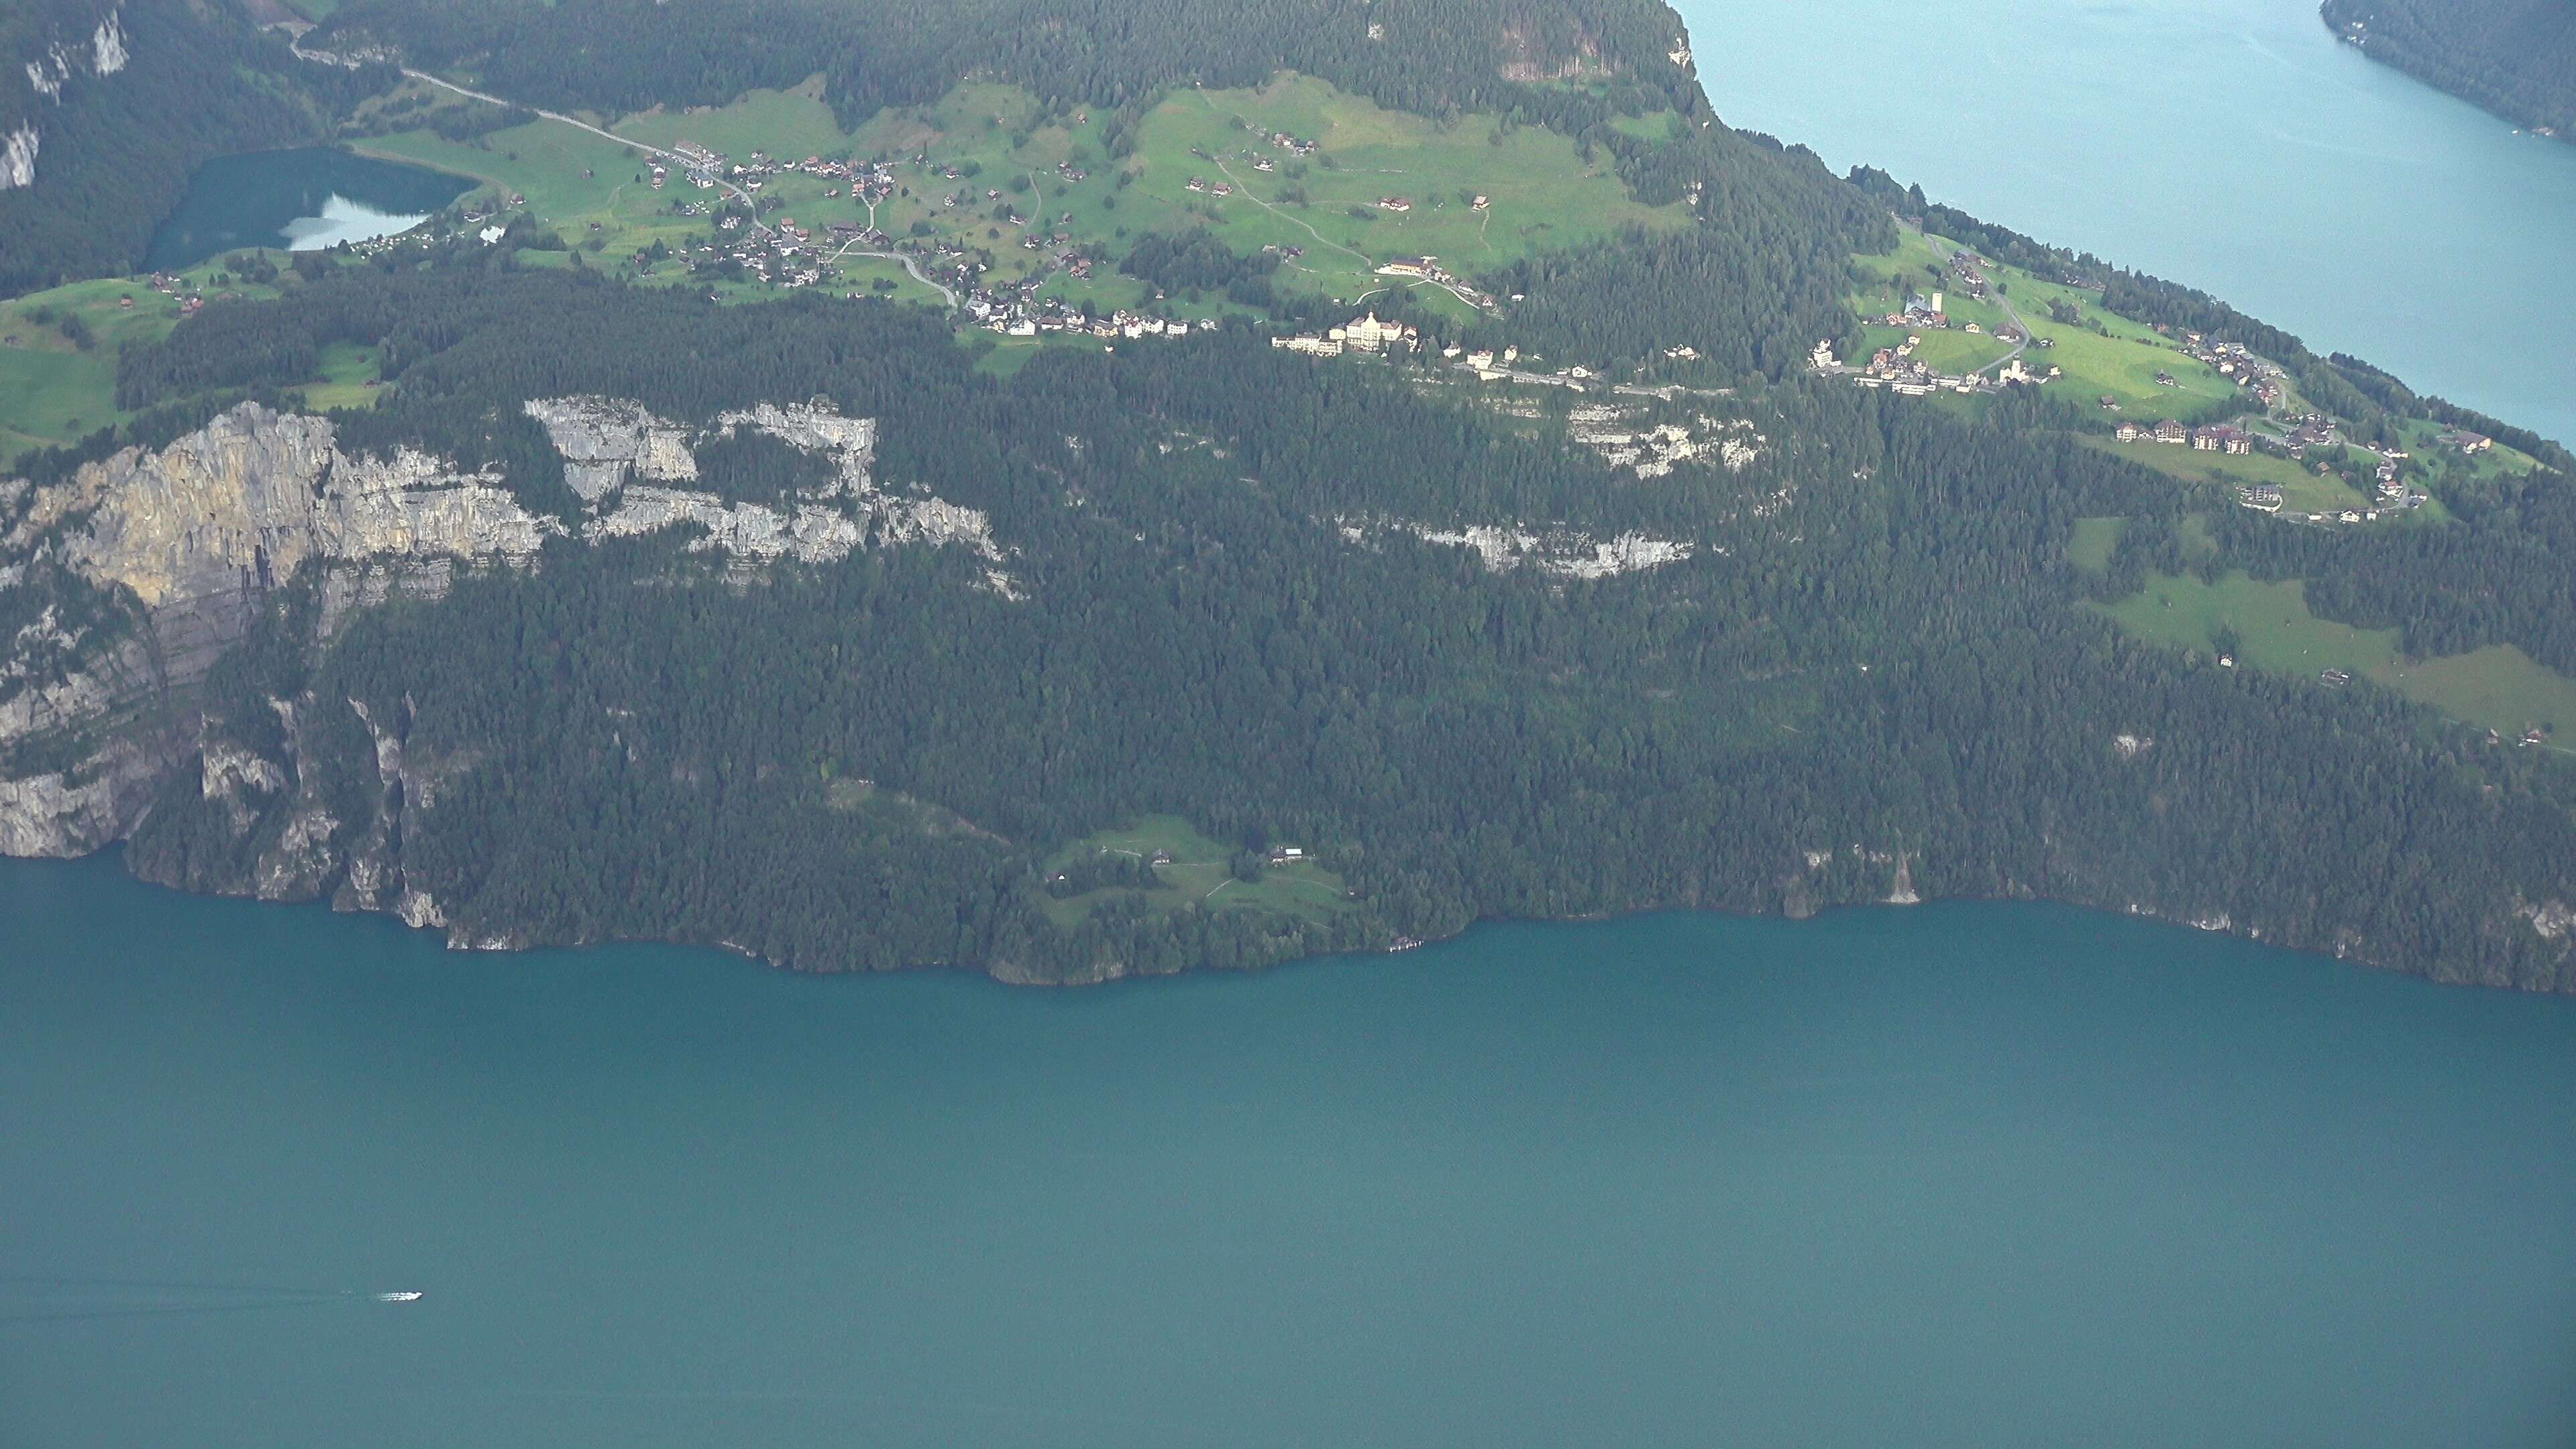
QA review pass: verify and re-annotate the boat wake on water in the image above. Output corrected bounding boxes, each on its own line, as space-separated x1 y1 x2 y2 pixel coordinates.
0 1273 423 1325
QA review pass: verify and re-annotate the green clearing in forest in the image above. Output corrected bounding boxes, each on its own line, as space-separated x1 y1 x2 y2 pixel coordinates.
2068 516 2125 576
1122 75 1689 310
2082 435 2384 518
2095 571 2576 739
611 79 857 164
0 268 284 466
1040 814 1355 930
296 341 386 413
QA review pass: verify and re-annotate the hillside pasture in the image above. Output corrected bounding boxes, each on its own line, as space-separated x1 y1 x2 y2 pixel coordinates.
0 268 282 465
1122 75 1691 307
1847 231 2243 417
2095 571 2576 739
2083 435 2379 517
1040 815 1354 930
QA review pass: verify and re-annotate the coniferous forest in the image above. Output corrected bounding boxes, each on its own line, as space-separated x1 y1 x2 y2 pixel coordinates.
1 0 2573 991
0 0 393 295
70 266 2576 989
2320 0 2576 140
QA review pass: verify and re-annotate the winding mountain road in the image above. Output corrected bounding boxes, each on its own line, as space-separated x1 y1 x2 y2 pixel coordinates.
823 241 960 309
292 37 771 234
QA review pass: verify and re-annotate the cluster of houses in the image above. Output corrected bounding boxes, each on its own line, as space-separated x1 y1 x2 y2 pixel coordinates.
954 252 1224 339
2279 415 2337 450
2115 419 2254 453
1273 311 1421 357
1452 343 1524 378
130 272 208 317
2174 334 2287 407
1829 333 2041 397
649 142 898 209
1189 129 1322 186
456 192 526 228
679 211 838 287
976 293 1220 341
1373 255 1495 310
1263 316 1623 394
1874 290 1951 330
672 211 863 288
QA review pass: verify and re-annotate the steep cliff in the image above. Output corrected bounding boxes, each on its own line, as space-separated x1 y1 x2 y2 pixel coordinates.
0 402 548 856
0 394 975 871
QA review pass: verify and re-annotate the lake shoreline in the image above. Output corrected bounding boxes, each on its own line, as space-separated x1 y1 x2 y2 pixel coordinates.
46 838 2566 1002
144 147 474 273
9 851 2575 1448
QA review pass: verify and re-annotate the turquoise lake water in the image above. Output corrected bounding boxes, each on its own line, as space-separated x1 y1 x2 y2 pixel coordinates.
5 854 2575 1447
145 148 471 272
15 3 2576 1441
1676 0 2576 445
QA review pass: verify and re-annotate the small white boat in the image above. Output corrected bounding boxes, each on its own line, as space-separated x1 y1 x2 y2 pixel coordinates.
374 1291 425 1304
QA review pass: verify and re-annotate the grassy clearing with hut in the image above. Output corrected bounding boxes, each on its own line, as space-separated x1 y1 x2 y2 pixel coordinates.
1039 815 1354 931
297 341 387 413
0 266 286 465
2094 571 2576 739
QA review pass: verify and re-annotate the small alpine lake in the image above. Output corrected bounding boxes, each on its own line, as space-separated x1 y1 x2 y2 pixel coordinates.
5 853 2573 1448
145 148 473 272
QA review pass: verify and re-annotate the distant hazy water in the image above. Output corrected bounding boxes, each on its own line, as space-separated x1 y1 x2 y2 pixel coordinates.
5 853 2573 1448
1676 0 2576 445
146 148 471 271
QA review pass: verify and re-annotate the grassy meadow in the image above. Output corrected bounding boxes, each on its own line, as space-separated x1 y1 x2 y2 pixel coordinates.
1846 229 2243 419
0 266 288 464
2082 434 2385 517
1040 815 1355 931
2096 571 2576 739
2068 516 2125 576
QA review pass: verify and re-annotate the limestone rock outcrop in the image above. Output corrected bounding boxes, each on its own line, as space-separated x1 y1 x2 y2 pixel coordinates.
0 393 1000 871
0 403 557 857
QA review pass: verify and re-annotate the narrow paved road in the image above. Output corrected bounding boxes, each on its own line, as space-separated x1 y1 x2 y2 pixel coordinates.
1917 226 2031 376
294 38 771 234
333 43 973 311
824 241 959 309
1208 154 1373 268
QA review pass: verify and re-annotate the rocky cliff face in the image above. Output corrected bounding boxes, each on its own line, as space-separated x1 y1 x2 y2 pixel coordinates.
5 2 127 191
0 402 550 857
0 394 1002 900
23 405 555 611
523 395 1014 585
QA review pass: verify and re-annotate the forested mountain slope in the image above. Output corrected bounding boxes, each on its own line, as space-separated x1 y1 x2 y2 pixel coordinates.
312 0 1711 124
2322 0 2576 140
0 0 390 296
0 0 2572 991
5 269 2572 989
